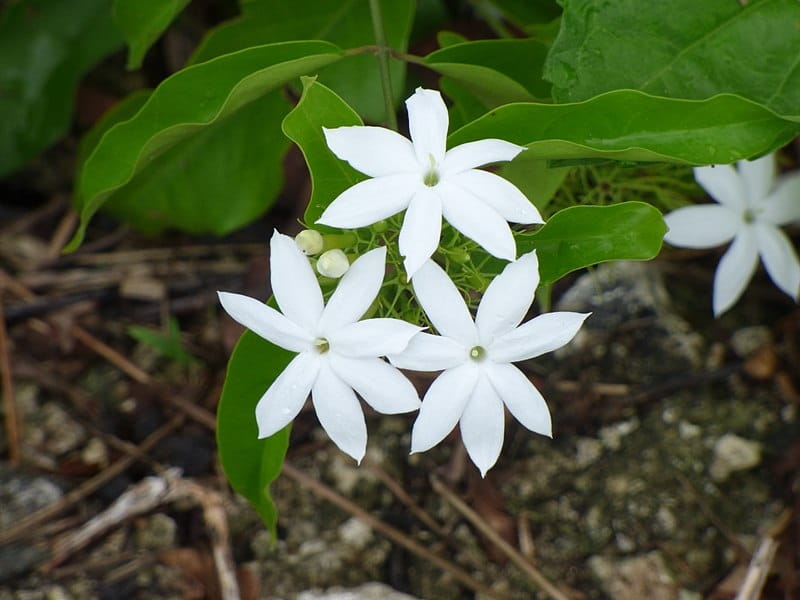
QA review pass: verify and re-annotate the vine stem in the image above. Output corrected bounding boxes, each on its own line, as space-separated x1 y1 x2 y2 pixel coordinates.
368 0 398 130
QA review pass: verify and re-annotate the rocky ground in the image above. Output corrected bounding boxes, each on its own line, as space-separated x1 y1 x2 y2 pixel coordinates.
0 160 798 599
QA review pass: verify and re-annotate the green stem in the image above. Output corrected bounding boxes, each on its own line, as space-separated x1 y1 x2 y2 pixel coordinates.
368 0 398 130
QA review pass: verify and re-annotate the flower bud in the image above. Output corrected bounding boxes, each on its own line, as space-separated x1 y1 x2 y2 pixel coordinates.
316 249 350 278
295 229 324 256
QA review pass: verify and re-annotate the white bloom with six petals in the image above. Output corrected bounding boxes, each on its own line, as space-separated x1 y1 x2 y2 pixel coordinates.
218 231 421 463
389 251 589 476
317 88 543 277
663 153 800 316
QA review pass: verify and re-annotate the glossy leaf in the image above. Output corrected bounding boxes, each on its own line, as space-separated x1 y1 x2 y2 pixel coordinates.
190 0 415 122
0 0 123 178
424 38 550 105
218 329 292 536
100 91 291 235
281 77 363 228
113 0 191 69
449 91 800 165
545 0 800 119
67 40 342 251
485 0 561 29
516 202 666 284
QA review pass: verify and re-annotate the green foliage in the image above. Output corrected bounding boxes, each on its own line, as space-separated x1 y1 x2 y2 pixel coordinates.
516 202 667 284
0 0 122 178
67 41 342 251
282 78 364 228
128 317 196 366
113 0 191 69
545 0 800 119
449 91 800 165
189 0 415 122
217 329 292 537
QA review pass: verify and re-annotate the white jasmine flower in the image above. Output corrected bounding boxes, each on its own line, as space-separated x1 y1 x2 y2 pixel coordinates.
295 229 324 255
317 88 543 277
389 251 589 476
218 231 421 463
316 249 350 278
664 153 800 316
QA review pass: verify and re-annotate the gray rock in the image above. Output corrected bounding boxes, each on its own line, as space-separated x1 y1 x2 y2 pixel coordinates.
710 434 762 482
730 326 772 358
0 468 62 529
296 583 420 600
589 552 679 600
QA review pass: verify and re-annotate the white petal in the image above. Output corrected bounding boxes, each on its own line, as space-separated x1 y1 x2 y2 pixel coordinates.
316 174 418 228
490 311 590 363
270 231 324 332
411 260 477 346
476 250 539 345
399 189 442 278
460 373 505 477
712 228 760 316
406 88 449 166
217 292 313 352
755 222 800 300
663 205 740 249
761 172 800 226
738 154 775 204
694 165 747 212
439 181 517 261
442 139 525 175
450 170 543 224
329 354 420 414
388 332 467 371
486 363 551 437
411 363 480 453
255 351 319 438
323 126 418 177
312 360 367 463
329 318 423 357
319 247 385 333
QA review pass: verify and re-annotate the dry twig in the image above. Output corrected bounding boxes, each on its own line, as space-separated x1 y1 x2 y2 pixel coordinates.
0 287 20 464
735 508 793 600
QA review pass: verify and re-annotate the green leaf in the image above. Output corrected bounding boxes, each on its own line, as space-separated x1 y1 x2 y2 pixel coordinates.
545 0 800 119
218 329 292 536
128 317 195 366
77 90 151 169
67 40 342 251
113 0 191 69
517 202 666 284
425 38 550 105
449 91 800 165
485 0 561 29
282 77 364 229
189 0 415 122
0 0 123 179
100 91 291 235
498 155 569 215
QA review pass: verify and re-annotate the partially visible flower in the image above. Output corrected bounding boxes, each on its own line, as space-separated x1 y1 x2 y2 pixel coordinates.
218 231 421 462
316 249 350 278
389 251 589 476
664 153 800 316
295 229 324 255
317 88 543 277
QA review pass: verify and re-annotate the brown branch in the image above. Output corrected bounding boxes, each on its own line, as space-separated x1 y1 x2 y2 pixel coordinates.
0 287 20 465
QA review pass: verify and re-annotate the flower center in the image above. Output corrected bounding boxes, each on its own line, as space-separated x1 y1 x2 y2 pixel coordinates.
742 208 759 224
313 337 330 354
422 154 439 187
469 345 486 362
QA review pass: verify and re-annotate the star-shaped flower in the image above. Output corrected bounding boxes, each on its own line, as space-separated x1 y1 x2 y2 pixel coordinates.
389 251 589 476
317 87 543 277
218 231 421 462
664 153 800 316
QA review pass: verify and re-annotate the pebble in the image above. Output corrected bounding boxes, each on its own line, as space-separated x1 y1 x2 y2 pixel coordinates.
709 434 762 482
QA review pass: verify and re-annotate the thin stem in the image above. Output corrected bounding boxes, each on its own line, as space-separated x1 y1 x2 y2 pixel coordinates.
368 0 398 130
538 282 552 313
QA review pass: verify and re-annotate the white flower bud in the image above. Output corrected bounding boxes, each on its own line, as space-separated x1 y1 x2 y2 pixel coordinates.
295 229 324 256
316 249 350 278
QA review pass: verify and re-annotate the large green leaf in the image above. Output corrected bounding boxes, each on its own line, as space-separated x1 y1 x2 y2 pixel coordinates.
282 77 364 228
218 329 292 536
113 0 191 69
485 0 561 29
449 91 800 165
189 0 415 122
515 202 666 284
545 0 800 120
424 38 550 106
67 40 342 251
0 0 123 179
